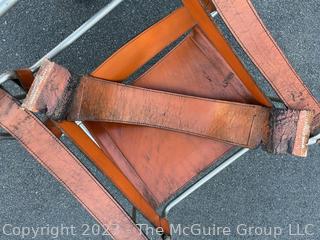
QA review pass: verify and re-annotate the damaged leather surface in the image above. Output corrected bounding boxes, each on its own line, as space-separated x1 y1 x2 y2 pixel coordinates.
211 0 320 132
23 61 313 157
0 89 147 240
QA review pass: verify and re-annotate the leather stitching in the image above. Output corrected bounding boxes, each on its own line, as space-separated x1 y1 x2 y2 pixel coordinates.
213 0 319 118
86 76 264 110
246 0 319 107
0 92 143 238
92 7 195 78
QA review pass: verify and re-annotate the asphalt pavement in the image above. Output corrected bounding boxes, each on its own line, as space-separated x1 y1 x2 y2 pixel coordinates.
0 1 320 239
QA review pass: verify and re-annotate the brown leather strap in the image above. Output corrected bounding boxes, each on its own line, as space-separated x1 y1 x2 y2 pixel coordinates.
201 0 216 13
68 77 270 148
91 7 196 81
211 0 320 131
182 0 271 107
15 68 63 138
22 61 314 156
14 68 170 235
23 61 270 148
0 89 147 240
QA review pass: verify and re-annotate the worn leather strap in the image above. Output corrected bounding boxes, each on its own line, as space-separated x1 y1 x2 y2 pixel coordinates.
22 61 314 156
211 0 320 131
15 68 63 138
68 76 269 148
15 68 170 235
182 0 271 107
23 61 270 148
0 89 147 240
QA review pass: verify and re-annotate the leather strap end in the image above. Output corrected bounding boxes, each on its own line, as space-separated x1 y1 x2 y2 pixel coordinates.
264 109 313 157
22 60 78 120
292 110 314 157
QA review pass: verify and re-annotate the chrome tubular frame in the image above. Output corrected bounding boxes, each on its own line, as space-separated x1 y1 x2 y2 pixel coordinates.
0 0 124 145
0 0 124 85
0 0 18 17
162 148 250 218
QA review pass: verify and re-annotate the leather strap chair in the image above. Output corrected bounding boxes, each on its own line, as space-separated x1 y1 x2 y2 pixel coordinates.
1 0 319 239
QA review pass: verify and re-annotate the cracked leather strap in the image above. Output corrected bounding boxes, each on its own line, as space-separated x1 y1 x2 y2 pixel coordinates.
15 68 171 234
22 61 313 156
0 89 147 240
68 77 271 149
211 0 320 132
23 60 270 148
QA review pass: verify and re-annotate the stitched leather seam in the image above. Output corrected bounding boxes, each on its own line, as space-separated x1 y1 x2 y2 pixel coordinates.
134 31 192 84
84 117 259 147
189 29 253 100
0 94 6 101
184 0 272 107
0 121 117 240
92 7 194 76
0 93 141 237
85 76 265 110
247 0 320 108
89 125 160 207
67 123 163 228
74 78 268 146
214 1 319 114
213 2 288 104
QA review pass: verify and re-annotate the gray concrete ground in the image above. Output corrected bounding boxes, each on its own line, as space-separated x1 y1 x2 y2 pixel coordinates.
0 0 320 239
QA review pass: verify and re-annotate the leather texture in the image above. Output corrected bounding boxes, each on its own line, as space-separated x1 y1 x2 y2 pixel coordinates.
15 69 34 90
0 89 147 240
16 68 64 138
182 0 271 107
22 60 73 119
85 3 269 207
16 68 171 235
4 1 316 237
57 121 170 234
266 110 313 157
86 25 269 207
92 7 196 81
68 76 269 148
211 0 320 131
22 61 270 149
22 60 313 157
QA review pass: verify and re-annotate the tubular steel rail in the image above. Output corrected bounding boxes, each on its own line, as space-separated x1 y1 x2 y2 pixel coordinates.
0 0 18 17
0 0 124 84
